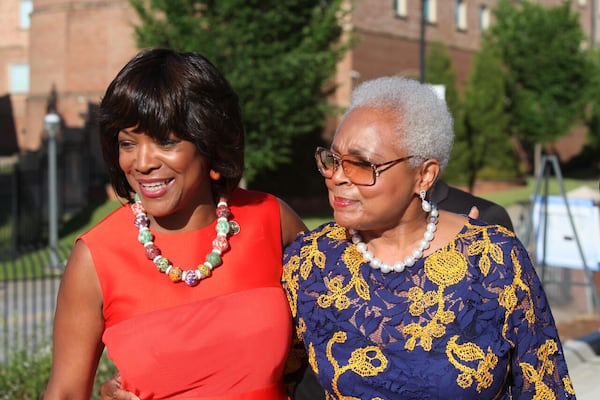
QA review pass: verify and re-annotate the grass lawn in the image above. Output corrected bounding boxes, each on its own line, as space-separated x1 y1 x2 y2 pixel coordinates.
59 199 124 248
478 177 598 208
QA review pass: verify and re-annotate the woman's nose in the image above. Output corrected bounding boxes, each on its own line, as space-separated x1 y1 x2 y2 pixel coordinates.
330 160 349 185
135 143 160 172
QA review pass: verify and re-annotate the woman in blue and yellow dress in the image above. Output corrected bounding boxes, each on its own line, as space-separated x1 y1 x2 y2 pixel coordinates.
282 76 576 399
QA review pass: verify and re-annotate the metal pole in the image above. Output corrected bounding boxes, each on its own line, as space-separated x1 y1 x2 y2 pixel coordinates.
44 113 60 268
419 0 426 83
11 161 18 258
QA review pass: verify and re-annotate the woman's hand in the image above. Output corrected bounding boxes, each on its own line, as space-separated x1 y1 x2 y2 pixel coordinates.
100 373 140 400
468 206 479 219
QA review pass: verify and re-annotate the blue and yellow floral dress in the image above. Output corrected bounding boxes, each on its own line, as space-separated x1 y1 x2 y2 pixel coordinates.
282 219 576 400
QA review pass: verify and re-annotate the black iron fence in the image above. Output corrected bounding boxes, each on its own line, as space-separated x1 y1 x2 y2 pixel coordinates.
0 105 107 362
1 105 106 253
0 244 71 363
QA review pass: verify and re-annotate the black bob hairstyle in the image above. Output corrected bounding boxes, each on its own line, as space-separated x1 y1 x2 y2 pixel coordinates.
98 48 245 202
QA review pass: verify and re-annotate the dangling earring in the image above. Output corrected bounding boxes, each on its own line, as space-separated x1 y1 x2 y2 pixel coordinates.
420 190 432 212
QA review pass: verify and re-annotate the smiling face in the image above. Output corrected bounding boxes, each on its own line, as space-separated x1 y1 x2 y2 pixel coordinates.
326 107 433 233
118 127 215 226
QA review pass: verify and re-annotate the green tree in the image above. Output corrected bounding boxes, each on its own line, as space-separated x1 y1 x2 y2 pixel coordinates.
129 0 350 182
424 42 465 183
566 46 600 172
462 39 516 191
584 47 600 149
488 0 591 171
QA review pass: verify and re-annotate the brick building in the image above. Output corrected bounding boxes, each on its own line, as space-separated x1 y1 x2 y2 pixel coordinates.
0 0 598 157
0 0 31 154
0 0 138 152
338 0 595 100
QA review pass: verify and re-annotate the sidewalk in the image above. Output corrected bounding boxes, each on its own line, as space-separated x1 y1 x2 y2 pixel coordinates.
542 274 600 398
543 278 600 399
563 331 600 399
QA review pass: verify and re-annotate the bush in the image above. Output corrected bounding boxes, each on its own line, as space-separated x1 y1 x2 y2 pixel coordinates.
0 346 52 400
0 344 117 400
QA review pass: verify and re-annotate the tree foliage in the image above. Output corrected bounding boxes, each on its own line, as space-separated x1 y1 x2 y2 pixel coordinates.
425 42 463 137
583 48 600 149
129 0 350 181
424 42 466 183
461 38 517 190
567 47 600 171
488 0 590 145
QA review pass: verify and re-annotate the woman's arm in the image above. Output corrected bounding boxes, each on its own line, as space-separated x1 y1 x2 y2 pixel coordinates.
43 240 105 400
505 240 576 398
278 198 307 248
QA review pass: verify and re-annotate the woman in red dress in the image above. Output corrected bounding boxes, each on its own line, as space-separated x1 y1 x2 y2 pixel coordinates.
43 48 306 400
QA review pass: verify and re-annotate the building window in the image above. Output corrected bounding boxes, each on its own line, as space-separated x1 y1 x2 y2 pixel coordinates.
479 4 490 31
9 64 30 93
455 0 467 31
394 0 407 17
19 0 33 29
423 0 437 24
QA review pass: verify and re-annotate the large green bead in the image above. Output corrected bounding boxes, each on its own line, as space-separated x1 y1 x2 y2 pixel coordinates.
216 220 230 235
206 252 222 267
138 229 153 244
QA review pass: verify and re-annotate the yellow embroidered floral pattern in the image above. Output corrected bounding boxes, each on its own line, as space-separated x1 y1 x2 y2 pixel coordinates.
465 226 504 275
402 246 465 351
326 224 349 241
499 248 536 345
282 253 300 318
308 342 318 375
407 287 437 316
518 339 566 400
299 227 330 279
297 317 306 339
520 363 555 400
317 245 370 310
563 376 576 395
326 331 388 399
446 335 499 392
511 249 535 325
425 245 469 287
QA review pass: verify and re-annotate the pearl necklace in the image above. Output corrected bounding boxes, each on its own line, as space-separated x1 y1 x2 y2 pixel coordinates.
349 206 439 273
131 194 237 287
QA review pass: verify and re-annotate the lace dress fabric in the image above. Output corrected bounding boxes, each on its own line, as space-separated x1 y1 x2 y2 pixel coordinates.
282 219 576 400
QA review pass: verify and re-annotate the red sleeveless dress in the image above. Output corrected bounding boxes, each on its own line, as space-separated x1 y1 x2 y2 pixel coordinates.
80 189 291 399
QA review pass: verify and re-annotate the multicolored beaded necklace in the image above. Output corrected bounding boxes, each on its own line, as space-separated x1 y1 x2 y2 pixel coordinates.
131 194 237 287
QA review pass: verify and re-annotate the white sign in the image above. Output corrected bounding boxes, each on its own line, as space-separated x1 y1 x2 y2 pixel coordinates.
532 196 600 270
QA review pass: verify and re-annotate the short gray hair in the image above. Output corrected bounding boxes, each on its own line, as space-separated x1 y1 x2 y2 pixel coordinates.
342 76 454 171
